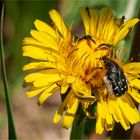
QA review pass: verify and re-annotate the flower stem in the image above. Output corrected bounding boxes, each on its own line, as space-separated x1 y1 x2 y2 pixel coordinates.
0 5 17 139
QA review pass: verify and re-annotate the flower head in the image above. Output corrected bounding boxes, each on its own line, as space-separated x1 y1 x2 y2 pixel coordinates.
23 7 140 134
23 9 78 128
77 7 140 134
23 9 106 129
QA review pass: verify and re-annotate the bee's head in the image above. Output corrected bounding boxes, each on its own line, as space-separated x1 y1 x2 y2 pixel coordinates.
101 56 110 63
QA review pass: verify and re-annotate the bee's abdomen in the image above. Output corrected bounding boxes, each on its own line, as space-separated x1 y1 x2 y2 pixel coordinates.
106 71 128 97
102 56 128 97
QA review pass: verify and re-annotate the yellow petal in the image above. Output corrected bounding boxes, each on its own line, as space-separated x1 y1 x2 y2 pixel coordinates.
105 13 115 43
25 72 47 82
120 113 130 130
89 9 98 36
23 37 58 56
118 94 140 124
49 9 67 38
105 122 113 131
80 8 90 35
23 37 46 46
66 99 79 115
97 101 107 119
53 110 62 123
108 96 131 130
34 19 57 38
98 100 113 128
24 70 60 83
104 102 113 131
23 46 55 61
61 85 69 94
33 74 61 87
126 73 140 81
23 37 59 55
128 88 140 103
105 102 114 131
53 90 73 123
106 110 113 125
38 92 52 105
62 114 74 129
97 8 113 39
130 79 140 89
30 30 58 50
62 99 79 128
123 62 140 74
96 116 105 134
108 96 124 122
23 62 56 71
38 84 58 105
114 18 139 45
33 79 49 87
26 87 46 98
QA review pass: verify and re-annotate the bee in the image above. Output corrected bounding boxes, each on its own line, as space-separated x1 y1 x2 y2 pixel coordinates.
102 56 128 97
77 34 128 97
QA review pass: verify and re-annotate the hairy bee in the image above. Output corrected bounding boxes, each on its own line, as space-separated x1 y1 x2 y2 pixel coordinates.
102 56 128 97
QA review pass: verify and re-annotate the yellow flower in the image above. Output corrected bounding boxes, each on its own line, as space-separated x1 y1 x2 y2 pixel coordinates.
23 9 77 128
23 7 140 134
23 9 104 129
77 7 140 134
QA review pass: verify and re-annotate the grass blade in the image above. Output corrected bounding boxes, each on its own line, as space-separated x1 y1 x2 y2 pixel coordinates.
0 5 17 139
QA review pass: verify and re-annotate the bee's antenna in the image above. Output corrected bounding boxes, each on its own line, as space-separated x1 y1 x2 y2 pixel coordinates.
97 43 110 50
96 43 113 58
78 35 96 44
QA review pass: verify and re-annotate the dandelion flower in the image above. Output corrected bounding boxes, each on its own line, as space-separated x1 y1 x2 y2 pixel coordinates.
23 9 106 128
23 7 140 134
78 7 140 134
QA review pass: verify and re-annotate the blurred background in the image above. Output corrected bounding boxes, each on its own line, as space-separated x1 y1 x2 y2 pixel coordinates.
0 0 140 139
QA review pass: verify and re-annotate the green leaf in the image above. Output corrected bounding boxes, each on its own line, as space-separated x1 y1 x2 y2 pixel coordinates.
0 5 17 139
